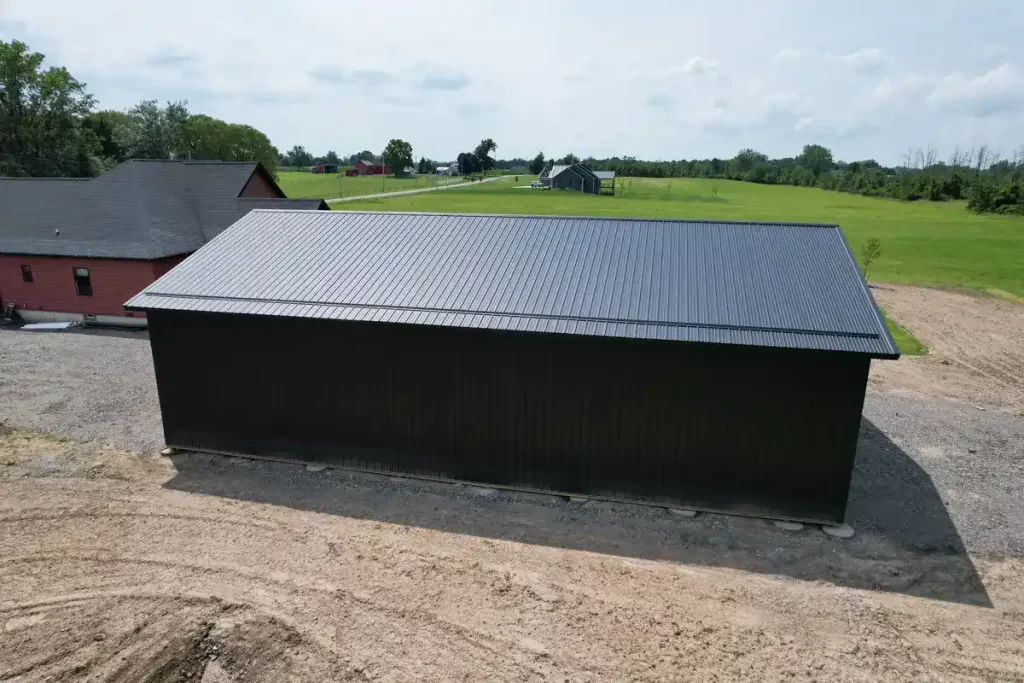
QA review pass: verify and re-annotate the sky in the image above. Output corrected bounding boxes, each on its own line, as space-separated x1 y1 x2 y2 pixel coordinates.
2 0 1023 165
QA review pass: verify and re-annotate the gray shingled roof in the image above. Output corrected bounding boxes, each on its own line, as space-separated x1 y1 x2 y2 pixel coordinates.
0 160 326 260
127 211 899 357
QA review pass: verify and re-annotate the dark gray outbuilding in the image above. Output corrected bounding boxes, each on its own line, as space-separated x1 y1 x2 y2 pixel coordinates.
127 210 899 523
550 164 601 194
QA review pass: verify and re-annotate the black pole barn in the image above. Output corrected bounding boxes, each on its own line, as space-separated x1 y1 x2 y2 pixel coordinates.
128 211 898 524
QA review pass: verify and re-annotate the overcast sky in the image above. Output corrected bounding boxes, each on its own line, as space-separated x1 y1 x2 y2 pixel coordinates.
2 0 1022 165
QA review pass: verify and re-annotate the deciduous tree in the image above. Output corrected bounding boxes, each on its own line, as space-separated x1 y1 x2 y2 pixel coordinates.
528 152 546 175
474 138 498 175
0 39 100 176
383 138 414 175
796 144 834 176
116 99 189 160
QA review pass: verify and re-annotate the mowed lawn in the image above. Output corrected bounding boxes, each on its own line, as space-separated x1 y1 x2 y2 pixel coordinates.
277 171 465 200
341 176 1024 298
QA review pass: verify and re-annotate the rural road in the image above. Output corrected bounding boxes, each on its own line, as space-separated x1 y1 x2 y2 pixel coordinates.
325 175 507 205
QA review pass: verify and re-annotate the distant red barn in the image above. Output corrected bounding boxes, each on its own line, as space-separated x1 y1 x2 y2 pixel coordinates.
353 160 391 176
311 163 339 174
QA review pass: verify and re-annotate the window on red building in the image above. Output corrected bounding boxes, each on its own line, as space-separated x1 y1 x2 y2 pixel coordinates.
21 265 33 283
73 267 93 296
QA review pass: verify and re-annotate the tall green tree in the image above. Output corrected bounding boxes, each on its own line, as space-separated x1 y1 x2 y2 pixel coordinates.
556 152 580 165
383 138 414 175
117 99 189 160
177 114 278 174
286 145 314 167
474 138 498 175
528 152 546 175
82 110 130 162
796 144 834 177
456 151 481 174
0 39 100 177
324 150 340 165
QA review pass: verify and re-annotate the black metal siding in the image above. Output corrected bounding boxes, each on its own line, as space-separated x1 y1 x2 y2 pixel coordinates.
149 310 871 523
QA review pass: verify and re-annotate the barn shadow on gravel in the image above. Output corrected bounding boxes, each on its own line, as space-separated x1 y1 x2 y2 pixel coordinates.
163 419 990 607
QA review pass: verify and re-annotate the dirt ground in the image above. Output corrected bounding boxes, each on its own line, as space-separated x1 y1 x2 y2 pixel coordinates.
1 284 1023 682
871 284 1024 413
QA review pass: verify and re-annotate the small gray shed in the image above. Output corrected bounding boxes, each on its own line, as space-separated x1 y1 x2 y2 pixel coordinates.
550 164 600 194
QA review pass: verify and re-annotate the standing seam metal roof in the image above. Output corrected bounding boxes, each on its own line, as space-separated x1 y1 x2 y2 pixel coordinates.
126 211 900 358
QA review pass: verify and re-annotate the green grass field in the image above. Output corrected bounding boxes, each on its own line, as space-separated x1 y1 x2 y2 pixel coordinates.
341 175 1024 299
277 171 466 200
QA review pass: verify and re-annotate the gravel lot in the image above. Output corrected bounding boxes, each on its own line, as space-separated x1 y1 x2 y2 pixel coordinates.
2 287 1024 681
1 313 1022 560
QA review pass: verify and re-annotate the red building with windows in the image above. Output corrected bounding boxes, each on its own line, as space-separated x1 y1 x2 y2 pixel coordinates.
0 160 327 325
353 160 391 176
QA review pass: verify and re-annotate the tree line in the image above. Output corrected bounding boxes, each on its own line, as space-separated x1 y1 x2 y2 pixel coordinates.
1 40 279 177
540 144 1023 215
283 139 508 178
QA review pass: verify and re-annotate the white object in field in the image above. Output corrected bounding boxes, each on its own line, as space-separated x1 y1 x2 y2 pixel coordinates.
160 447 177 456
22 322 75 330
773 520 805 531
305 464 328 472
822 523 855 539
668 507 698 517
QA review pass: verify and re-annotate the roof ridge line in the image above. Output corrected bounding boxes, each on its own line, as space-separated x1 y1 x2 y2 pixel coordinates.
135 291 881 341
245 209 840 228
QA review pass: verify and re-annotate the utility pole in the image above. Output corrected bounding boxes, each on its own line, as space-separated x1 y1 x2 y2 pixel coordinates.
382 149 386 193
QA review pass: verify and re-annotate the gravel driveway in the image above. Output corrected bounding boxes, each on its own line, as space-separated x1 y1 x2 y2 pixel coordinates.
3 298 1024 681
2 322 1021 561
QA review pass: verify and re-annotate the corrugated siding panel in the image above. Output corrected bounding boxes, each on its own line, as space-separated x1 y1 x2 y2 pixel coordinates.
150 310 870 523
127 211 899 357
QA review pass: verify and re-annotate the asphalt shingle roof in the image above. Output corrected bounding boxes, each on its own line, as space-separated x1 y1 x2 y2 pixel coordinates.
127 211 900 358
0 160 326 259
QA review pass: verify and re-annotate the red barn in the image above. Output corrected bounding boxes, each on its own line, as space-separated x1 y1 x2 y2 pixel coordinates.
0 160 328 326
353 160 391 176
311 163 339 174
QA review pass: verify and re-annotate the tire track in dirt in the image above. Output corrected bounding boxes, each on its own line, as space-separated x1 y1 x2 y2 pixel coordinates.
5 432 1024 681
870 284 1024 411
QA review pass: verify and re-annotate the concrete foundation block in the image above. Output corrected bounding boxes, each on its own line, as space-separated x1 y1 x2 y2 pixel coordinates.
305 464 328 472
160 447 177 457
822 523 855 539
667 507 698 518
773 520 805 531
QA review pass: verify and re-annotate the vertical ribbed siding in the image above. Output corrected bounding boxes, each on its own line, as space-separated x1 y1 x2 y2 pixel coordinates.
149 310 870 523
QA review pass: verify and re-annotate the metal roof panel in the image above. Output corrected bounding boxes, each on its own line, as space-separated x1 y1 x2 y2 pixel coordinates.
125 211 900 357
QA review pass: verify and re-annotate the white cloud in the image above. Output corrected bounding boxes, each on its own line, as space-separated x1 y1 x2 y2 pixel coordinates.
773 49 806 63
928 63 1024 116
839 48 886 73
682 57 718 75
863 73 928 109
1 0 1022 164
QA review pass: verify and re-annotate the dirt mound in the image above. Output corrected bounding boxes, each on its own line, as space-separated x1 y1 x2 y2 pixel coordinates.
0 596 353 682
